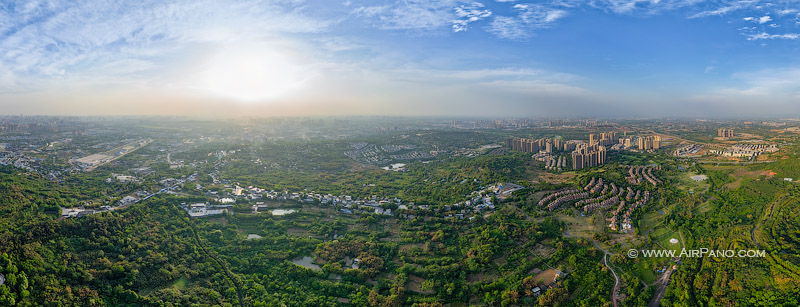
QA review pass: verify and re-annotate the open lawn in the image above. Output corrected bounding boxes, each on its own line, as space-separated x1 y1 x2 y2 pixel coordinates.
557 211 597 238
650 228 682 254
674 172 709 194
172 276 190 290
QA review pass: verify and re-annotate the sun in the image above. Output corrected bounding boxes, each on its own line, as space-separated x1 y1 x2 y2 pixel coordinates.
196 43 309 102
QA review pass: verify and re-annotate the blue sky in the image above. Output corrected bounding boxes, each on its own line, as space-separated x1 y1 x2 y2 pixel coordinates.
1 0 799 117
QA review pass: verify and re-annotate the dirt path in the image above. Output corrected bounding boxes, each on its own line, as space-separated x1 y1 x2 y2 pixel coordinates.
648 267 675 307
751 195 783 248
678 230 686 250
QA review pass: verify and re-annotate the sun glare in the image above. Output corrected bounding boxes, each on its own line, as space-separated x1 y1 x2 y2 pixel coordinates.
197 44 308 102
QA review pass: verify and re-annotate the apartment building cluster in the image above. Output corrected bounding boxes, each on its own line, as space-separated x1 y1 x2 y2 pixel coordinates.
613 135 661 151
506 137 577 153
533 152 567 170
637 135 661 151
589 132 618 147
507 132 614 170
571 143 607 170
572 132 624 169
718 128 734 138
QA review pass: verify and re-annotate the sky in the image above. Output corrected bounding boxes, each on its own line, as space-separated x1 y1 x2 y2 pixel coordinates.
1 0 800 118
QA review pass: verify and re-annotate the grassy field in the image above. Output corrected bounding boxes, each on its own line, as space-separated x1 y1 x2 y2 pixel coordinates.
556 210 598 238
650 228 682 254
626 201 679 284
172 276 190 290
674 171 709 194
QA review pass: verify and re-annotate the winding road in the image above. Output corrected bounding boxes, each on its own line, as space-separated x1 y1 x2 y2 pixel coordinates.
604 252 620 307
563 221 620 307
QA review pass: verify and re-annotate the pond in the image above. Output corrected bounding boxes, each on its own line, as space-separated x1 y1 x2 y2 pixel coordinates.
291 256 321 271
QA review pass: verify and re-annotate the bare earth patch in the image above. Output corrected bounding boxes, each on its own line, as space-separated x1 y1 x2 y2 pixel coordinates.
533 269 559 286
726 169 776 189
537 172 576 184
406 275 434 294
493 255 508 266
467 271 500 283
532 243 556 258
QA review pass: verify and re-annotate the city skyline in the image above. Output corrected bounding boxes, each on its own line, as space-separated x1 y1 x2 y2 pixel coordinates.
1 0 800 117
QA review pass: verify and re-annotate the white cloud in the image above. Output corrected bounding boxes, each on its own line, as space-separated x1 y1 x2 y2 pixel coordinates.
350 0 794 43
603 0 652 14
488 4 567 39
691 68 800 113
544 10 568 23
744 15 773 23
479 79 587 95
352 1 466 31
745 32 800 40
593 0 704 15
776 8 798 16
488 17 530 40
351 5 390 18
452 3 492 32
689 3 745 18
0 0 333 93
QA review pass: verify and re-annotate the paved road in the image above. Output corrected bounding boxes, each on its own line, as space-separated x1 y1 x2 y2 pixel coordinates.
648 266 675 307
648 229 686 307
604 252 620 307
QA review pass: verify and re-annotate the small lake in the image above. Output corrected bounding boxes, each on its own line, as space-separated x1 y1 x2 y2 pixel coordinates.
292 256 321 271
270 209 296 216
690 174 708 181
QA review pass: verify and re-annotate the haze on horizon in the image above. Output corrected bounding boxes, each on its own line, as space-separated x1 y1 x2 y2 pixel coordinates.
1 0 800 118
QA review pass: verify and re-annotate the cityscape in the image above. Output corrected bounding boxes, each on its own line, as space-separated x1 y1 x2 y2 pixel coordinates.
2 0 800 307
1 116 799 306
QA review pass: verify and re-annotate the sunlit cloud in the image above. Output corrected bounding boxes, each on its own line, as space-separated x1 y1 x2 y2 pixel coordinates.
1 0 800 117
